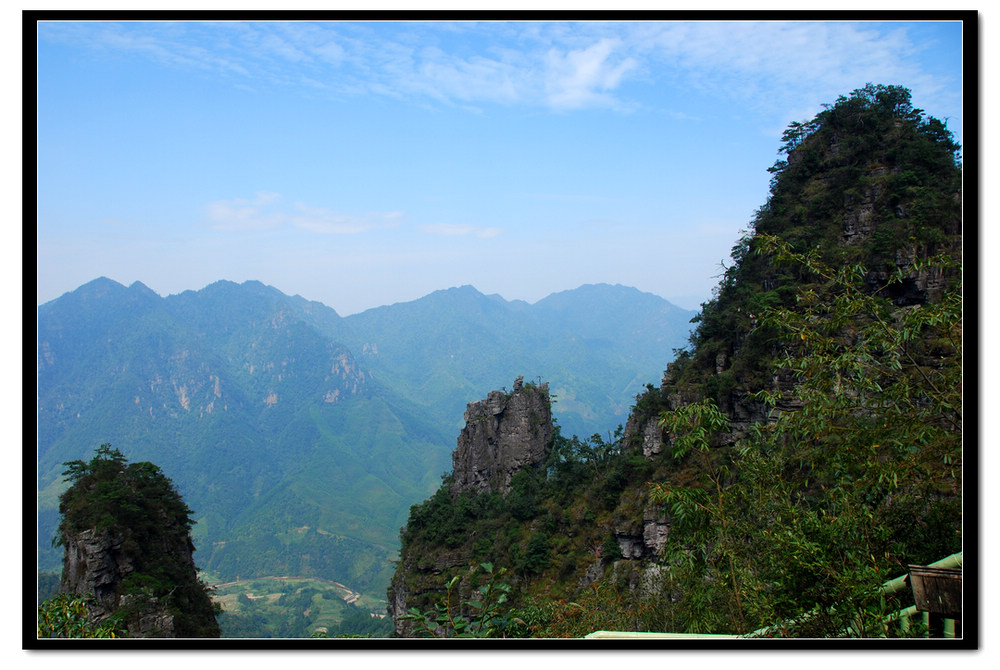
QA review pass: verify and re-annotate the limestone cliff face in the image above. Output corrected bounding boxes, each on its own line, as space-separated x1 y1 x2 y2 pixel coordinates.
450 377 553 496
56 448 221 639
61 529 137 622
60 524 218 638
387 548 471 638
389 377 554 636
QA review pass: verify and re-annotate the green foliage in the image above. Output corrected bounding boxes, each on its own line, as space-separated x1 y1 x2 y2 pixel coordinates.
401 473 504 549
674 85 961 405
570 427 625 472
56 445 220 637
646 239 961 637
327 606 394 638
545 425 629 506
506 468 542 521
213 576 392 638
391 84 963 639
739 240 961 635
395 395 672 634
600 535 621 561
309 617 392 640
516 532 551 575
37 593 126 638
506 582 668 637
650 399 755 633
763 84 960 259
400 563 513 637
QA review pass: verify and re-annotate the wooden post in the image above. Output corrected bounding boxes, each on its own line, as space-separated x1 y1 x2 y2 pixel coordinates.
907 564 962 624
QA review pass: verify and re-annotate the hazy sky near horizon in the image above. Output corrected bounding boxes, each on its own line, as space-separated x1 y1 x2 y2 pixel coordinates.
36 19 965 315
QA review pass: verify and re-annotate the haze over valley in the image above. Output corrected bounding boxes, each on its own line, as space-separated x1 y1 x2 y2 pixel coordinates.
36 278 697 624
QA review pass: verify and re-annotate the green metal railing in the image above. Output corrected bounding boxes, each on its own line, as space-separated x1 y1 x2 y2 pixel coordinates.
585 552 962 639
876 551 962 639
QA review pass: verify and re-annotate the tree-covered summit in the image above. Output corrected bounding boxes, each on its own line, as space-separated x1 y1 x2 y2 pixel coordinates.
59 444 195 539
389 84 964 638
52 444 220 638
674 83 962 401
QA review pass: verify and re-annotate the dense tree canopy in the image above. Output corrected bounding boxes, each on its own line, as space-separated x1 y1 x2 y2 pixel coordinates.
59 444 195 541
54 444 220 637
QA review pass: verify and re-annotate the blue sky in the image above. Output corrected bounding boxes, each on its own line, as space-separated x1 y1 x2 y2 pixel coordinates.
35 18 966 315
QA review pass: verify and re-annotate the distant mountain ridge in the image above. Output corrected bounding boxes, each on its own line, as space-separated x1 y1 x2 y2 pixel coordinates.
36 278 696 607
340 282 695 438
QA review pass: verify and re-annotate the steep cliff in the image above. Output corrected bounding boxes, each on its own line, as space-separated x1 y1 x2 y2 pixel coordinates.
55 445 220 638
450 377 553 496
388 377 554 635
387 85 963 638
59 528 200 637
591 86 963 635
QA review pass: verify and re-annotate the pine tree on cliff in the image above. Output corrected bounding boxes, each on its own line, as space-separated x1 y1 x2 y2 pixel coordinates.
50 444 221 638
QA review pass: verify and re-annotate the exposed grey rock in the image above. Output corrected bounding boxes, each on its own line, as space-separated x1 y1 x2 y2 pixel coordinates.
387 570 413 637
59 526 215 637
450 379 553 495
616 534 646 559
715 352 728 375
390 379 555 635
637 564 669 598
60 528 183 637
61 529 134 617
623 405 665 460
642 505 670 556
640 419 664 459
579 559 607 589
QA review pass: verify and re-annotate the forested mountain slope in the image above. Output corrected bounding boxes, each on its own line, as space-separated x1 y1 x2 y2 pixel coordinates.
45 445 221 638
38 278 444 598
389 84 964 638
36 277 695 611
340 283 695 439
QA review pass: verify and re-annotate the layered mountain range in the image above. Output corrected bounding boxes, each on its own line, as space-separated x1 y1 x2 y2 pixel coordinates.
36 279 696 602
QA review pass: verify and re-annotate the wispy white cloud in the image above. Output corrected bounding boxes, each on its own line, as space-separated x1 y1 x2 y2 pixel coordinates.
60 22 252 78
420 222 503 239
411 48 524 106
292 205 402 235
37 20 959 118
206 192 402 235
543 38 637 110
636 21 935 121
206 192 284 230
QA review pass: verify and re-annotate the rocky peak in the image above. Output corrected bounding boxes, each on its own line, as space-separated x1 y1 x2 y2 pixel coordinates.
61 529 136 618
450 376 553 496
54 447 220 638
59 525 213 637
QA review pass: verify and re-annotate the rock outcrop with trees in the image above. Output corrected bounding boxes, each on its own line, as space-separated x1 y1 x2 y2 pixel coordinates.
388 84 964 638
43 445 220 638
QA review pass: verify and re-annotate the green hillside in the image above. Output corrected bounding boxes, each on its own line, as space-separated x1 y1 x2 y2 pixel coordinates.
36 279 453 601
342 283 695 438
37 276 695 623
390 85 964 639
